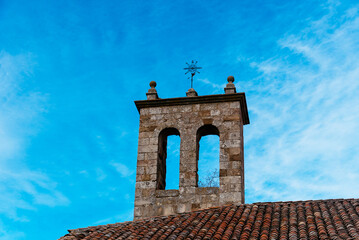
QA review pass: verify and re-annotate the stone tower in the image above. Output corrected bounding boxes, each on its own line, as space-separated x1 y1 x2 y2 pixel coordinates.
134 76 249 220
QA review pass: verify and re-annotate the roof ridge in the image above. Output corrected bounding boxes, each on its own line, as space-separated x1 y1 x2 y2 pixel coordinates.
252 197 358 205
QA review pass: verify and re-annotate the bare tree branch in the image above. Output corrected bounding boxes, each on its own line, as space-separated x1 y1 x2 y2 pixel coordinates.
198 169 219 187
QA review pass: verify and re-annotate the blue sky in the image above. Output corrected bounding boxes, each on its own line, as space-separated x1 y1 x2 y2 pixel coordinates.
1 0 359 239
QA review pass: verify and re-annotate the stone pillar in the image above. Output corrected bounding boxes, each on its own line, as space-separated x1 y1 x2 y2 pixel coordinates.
224 76 236 94
146 81 159 100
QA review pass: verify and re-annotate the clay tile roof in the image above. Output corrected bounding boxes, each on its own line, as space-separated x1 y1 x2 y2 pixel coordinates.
59 198 359 240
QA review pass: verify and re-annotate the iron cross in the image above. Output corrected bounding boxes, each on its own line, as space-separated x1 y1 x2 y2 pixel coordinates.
184 60 202 89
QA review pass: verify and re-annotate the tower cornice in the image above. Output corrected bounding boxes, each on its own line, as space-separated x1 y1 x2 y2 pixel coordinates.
135 92 250 125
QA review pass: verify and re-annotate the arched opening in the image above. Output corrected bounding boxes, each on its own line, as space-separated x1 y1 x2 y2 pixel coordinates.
157 128 180 190
196 125 220 187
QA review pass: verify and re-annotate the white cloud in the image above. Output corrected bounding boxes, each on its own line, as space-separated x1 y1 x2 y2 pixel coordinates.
92 209 133 225
0 220 25 240
198 78 226 93
110 161 133 177
244 3 359 202
96 168 107 181
0 52 69 222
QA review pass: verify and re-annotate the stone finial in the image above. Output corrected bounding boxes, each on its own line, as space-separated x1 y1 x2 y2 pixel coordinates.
186 88 198 97
149 81 156 88
146 81 159 100
224 76 236 94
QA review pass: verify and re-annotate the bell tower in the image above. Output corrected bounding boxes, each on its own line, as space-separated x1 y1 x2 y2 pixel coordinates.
133 76 249 219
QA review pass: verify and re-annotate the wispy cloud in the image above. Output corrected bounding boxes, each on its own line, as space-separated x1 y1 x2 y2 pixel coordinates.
244 2 359 202
96 168 107 181
0 52 69 222
110 161 133 177
0 220 25 240
92 209 133 225
197 78 226 93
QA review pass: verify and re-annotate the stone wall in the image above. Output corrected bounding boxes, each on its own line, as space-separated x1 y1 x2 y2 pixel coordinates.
134 94 248 219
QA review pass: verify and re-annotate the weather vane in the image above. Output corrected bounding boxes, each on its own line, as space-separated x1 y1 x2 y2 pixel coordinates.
184 60 202 89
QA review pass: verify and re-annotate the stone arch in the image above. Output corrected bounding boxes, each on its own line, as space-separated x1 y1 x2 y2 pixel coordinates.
196 124 220 187
157 127 181 190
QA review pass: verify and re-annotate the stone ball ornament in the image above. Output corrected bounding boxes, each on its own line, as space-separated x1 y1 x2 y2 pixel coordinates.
149 81 157 88
227 76 235 83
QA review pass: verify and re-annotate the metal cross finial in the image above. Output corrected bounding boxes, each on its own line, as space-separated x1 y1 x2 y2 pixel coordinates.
184 60 202 89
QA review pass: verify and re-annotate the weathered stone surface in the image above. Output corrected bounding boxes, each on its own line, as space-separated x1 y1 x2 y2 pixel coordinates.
133 92 248 220
155 189 179 198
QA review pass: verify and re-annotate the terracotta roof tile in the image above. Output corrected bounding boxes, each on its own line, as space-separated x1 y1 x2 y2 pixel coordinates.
59 198 359 240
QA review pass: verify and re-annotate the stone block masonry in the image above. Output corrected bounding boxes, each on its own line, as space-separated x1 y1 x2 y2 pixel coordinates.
133 76 249 219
